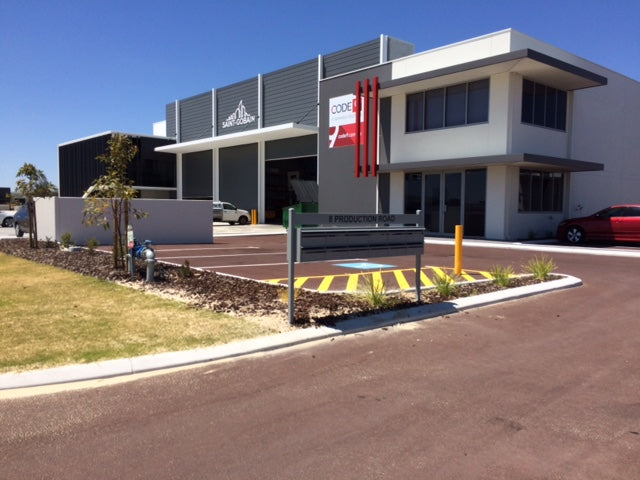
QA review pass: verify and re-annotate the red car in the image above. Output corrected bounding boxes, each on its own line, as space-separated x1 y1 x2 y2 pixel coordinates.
557 204 640 244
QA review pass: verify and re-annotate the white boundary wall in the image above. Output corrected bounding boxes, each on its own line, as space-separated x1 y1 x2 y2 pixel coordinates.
34 197 212 245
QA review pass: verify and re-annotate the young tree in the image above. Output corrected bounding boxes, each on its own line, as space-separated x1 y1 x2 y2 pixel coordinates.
83 133 144 269
15 163 59 248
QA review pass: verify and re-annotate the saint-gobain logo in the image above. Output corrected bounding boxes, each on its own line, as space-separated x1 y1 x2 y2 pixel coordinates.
222 100 256 129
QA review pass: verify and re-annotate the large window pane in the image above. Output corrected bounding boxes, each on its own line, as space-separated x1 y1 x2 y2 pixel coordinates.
425 88 444 129
522 79 567 131
445 83 466 126
545 87 557 128
404 173 422 214
533 83 546 126
406 92 424 132
467 79 489 124
521 79 534 124
519 169 564 212
556 90 567 130
464 169 486 236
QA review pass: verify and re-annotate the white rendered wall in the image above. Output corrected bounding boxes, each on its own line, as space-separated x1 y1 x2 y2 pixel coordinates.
35 197 213 245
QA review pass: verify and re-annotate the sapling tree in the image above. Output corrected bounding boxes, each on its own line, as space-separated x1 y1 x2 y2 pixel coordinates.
15 163 59 248
82 133 145 269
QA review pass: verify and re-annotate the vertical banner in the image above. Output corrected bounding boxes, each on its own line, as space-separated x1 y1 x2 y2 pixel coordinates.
328 93 365 149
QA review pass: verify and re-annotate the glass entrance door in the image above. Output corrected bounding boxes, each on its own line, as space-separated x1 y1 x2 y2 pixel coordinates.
424 174 441 233
444 172 462 233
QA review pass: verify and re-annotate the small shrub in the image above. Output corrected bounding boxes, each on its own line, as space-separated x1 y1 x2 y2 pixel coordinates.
490 264 514 288
524 255 556 281
431 272 459 299
44 237 56 248
86 237 99 255
60 232 72 249
359 272 391 308
178 260 194 278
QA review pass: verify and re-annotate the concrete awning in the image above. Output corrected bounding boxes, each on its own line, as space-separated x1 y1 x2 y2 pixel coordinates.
381 49 607 96
155 123 318 154
378 153 604 173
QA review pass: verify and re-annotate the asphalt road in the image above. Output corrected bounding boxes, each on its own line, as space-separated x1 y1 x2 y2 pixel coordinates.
1 243 639 479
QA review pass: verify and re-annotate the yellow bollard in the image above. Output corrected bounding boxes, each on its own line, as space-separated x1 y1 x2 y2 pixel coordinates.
251 209 258 225
454 224 463 275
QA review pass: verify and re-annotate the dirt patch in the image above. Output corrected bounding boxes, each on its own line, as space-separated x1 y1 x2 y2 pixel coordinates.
0 238 545 329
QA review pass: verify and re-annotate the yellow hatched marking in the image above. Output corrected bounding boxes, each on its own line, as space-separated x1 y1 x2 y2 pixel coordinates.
372 271 384 291
431 267 450 280
460 271 475 282
317 275 335 292
294 277 309 288
479 270 494 280
346 274 360 292
420 270 433 287
394 270 411 290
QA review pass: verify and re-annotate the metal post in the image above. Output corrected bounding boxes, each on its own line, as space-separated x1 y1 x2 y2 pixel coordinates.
415 253 422 303
287 208 296 324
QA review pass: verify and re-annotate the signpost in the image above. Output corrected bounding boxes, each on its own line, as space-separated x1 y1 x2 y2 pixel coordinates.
286 210 424 324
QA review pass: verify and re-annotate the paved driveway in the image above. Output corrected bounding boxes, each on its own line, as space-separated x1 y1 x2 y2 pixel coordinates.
1 244 638 478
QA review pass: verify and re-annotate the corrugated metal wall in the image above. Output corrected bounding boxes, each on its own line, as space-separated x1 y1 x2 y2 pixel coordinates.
216 78 260 135
179 92 212 142
263 59 318 127
322 39 380 78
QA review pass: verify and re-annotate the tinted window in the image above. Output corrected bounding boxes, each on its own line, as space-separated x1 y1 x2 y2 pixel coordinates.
406 92 424 132
445 84 467 127
467 79 489 124
425 88 444 129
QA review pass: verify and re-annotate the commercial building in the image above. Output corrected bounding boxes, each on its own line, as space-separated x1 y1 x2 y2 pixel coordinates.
60 29 640 240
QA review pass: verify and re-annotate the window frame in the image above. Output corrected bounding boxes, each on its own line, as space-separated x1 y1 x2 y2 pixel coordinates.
406 78 490 133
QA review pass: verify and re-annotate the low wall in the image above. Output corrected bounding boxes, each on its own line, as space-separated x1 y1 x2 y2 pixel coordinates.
35 197 212 245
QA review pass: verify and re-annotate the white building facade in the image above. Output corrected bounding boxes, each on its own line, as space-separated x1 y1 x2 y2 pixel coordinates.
318 29 640 240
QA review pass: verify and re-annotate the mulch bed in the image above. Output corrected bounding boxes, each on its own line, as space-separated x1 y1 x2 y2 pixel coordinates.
0 238 544 326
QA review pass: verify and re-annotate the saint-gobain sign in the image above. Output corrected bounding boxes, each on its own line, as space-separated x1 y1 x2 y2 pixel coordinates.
222 100 256 129
328 93 364 148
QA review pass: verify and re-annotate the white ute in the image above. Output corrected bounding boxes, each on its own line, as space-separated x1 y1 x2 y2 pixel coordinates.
212 201 250 225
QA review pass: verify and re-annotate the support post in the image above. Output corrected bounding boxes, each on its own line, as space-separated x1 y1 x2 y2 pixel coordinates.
287 208 296 324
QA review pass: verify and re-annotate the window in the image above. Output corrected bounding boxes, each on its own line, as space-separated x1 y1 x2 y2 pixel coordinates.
521 79 567 130
406 92 424 132
519 169 564 212
406 79 489 132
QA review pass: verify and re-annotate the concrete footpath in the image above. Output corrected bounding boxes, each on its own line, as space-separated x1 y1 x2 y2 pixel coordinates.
0 274 581 391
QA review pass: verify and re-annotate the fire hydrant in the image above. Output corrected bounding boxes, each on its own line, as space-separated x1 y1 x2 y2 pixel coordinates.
132 239 156 282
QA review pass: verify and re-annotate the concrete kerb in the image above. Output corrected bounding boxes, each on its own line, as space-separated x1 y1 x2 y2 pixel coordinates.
0 274 581 391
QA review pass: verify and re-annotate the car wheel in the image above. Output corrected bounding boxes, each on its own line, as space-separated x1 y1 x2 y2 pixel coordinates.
238 216 249 225
15 224 24 237
2 217 13 227
565 226 584 244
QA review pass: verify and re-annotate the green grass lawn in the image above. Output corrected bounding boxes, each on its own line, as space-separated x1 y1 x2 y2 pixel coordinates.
0 253 277 373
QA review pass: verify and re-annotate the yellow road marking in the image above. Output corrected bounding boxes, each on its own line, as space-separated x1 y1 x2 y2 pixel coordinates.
394 270 410 290
346 274 359 292
264 267 492 292
317 275 335 292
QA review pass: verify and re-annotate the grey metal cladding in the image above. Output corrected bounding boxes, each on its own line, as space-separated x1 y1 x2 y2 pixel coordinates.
179 92 213 142
387 37 415 60
322 39 380 78
263 59 318 127
165 103 177 138
216 78 259 135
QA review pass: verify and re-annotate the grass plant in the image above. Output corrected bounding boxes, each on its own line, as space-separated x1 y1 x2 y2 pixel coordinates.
431 272 459 299
524 255 557 281
0 253 275 373
359 271 392 308
490 264 514 288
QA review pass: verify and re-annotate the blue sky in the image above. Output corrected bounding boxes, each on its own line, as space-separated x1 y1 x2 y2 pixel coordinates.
1 0 638 190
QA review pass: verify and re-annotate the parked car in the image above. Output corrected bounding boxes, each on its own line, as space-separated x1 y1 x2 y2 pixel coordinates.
212 201 250 225
13 205 29 237
557 204 640 244
0 210 14 227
